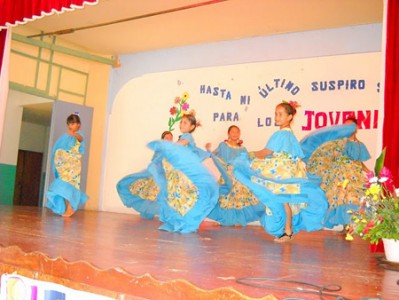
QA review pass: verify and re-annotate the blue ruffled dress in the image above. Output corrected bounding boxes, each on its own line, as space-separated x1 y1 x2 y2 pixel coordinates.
207 142 266 226
301 123 370 228
178 133 210 160
46 131 89 215
233 128 328 237
214 142 248 164
148 134 218 233
116 151 162 219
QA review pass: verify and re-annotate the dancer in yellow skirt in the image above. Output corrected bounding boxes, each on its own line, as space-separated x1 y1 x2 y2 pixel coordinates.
234 101 328 242
46 113 88 217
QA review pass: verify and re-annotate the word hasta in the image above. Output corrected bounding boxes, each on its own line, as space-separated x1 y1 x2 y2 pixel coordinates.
200 85 232 100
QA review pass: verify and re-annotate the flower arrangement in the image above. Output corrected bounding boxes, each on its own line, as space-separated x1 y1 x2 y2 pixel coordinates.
346 148 399 244
167 92 201 131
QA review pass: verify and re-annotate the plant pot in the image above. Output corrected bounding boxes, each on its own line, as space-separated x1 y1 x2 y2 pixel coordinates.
369 239 384 253
382 238 399 263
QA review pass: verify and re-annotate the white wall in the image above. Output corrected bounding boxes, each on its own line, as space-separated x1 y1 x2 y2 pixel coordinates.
19 122 49 153
0 90 52 165
108 24 382 109
102 24 383 214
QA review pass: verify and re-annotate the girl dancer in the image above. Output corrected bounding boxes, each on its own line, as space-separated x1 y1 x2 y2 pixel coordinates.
47 113 88 217
206 125 265 226
233 102 328 242
148 114 218 233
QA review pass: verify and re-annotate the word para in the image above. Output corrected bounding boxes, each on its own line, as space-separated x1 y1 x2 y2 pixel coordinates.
213 112 239 122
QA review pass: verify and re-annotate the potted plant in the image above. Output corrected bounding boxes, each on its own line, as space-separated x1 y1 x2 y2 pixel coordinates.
346 148 399 262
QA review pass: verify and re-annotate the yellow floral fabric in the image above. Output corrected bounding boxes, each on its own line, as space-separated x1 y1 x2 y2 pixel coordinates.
163 159 198 216
250 152 306 193
250 152 307 215
218 164 260 209
54 141 82 189
129 177 159 202
307 138 366 207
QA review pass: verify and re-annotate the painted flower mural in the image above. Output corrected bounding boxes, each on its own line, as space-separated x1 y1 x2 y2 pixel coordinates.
167 92 201 131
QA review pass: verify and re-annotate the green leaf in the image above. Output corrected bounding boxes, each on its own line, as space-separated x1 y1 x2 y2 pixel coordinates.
374 147 386 175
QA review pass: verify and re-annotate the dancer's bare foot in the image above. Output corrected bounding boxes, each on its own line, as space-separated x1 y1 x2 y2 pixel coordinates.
274 232 293 243
62 202 75 217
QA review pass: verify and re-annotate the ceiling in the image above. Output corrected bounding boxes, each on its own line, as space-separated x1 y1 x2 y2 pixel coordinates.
16 0 383 56
15 0 383 126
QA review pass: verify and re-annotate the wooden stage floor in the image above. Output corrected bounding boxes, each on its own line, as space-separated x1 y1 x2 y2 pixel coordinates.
0 205 398 300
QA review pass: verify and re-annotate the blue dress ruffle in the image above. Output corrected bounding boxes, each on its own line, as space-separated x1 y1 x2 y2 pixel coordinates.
47 180 89 214
179 133 210 161
213 142 248 164
300 123 357 162
207 142 265 226
300 124 369 228
147 140 218 233
116 133 211 221
232 129 328 237
46 131 89 214
344 140 371 161
116 149 163 219
116 169 160 219
266 129 305 158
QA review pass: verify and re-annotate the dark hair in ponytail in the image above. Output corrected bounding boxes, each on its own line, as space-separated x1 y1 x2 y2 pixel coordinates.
182 114 197 133
66 114 81 125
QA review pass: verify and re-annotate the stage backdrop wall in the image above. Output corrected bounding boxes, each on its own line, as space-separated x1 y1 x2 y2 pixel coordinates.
103 52 381 213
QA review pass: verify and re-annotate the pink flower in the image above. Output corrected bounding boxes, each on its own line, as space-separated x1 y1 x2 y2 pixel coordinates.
365 171 376 188
379 167 395 193
379 166 393 181
289 100 300 109
181 102 190 111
